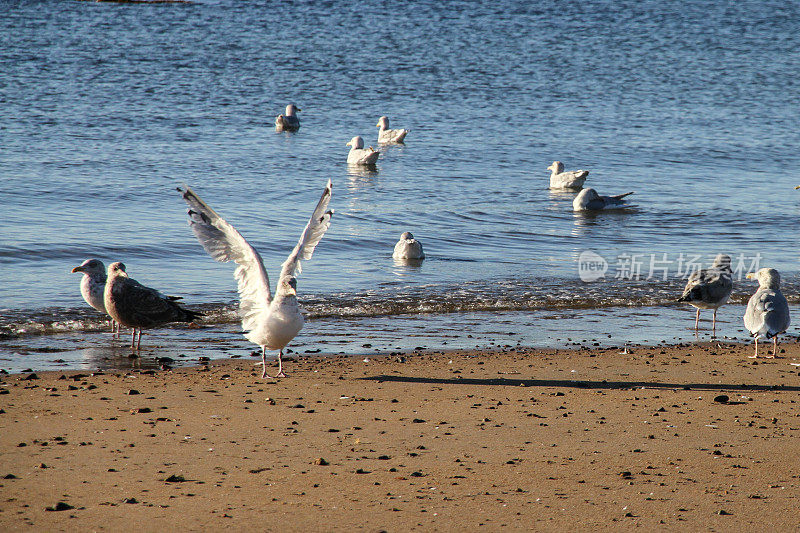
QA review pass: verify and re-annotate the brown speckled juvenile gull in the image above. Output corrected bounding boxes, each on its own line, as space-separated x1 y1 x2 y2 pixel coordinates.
179 180 333 379
275 104 300 132
743 268 790 358
103 262 201 350
677 254 733 337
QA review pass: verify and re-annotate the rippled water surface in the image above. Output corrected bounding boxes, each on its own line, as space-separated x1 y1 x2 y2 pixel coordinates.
1 0 798 370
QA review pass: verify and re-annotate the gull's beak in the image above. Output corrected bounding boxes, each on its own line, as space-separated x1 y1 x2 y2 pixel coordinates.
296 107 301 112
376 123 380 127
346 141 352 147
795 185 800 189
71 266 84 273
746 272 755 279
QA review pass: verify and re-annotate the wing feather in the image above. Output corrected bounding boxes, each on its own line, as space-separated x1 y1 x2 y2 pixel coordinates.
279 179 334 282
179 186 271 331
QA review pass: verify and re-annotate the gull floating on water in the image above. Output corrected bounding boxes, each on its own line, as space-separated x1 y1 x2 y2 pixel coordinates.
72 258 120 336
392 231 425 260
179 180 333 379
547 161 588 190
275 104 301 132
104 262 201 350
573 188 634 211
677 254 733 337
376 116 409 144
743 268 790 358
346 136 379 166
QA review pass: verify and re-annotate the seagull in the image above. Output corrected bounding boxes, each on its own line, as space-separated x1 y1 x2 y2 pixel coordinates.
179 180 333 378
346 136 379 166
376 116 409 144
392 231 425 260
573 188 634 211
71 258 120 336
547 161 588 190
677 254 733 336
103 262 202 350
275 104 301 132
743 268 790 358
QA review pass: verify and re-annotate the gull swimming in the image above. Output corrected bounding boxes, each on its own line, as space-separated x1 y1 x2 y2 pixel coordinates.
547 161 588 190
392 231 425 260
573 188 634 211
346 136 379 166
275 104 301 132
743 268 790 358
71 258 120 336
677 254 733 336
104 262 201 350
376 116 409 144
179 180 333 379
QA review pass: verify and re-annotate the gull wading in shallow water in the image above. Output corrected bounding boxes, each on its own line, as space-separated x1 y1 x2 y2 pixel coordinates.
346 136 379 166
71 258 120 336
743 268 790 359
677 254 733 337
104 262 202 350
547 161 588 190
179 180 333 379
572 188 634 211
392 232 425 260
275 104 301 132
376 116 409 144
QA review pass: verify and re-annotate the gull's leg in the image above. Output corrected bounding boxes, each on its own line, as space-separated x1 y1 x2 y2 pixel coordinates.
748 337 759 358
130 329 136 349
275 350 287 378
260 346 268 379
136 329 142 351
770 336 779 359
711 309 717 338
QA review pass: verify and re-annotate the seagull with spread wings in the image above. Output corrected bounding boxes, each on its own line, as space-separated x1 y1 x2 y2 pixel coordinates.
179 180 333 378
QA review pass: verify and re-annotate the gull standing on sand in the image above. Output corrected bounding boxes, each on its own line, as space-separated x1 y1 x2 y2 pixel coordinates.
677 254 733 336
376 116 409 144
104 262 201 350
547 161 588 190
573 188 634 211
743 268 790 358
179 180 333 379
346 136 379 166
275 104 301 132
71 258 120 336
392 232 425 260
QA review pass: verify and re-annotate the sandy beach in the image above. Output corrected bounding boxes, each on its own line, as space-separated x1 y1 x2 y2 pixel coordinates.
2 341 800 531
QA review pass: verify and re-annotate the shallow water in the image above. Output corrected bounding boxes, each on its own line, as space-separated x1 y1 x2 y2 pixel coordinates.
2 0 798 370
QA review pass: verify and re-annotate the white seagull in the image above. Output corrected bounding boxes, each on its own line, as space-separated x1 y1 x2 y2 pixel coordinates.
547 161 588 190
71 258 120 336
179 180 333 378
392 232 425 260
376 116 409 144
573 188 634 211
743 268 790 358
275 104 301 132
346 136 379 166
104 262 201 350
677 254 733 336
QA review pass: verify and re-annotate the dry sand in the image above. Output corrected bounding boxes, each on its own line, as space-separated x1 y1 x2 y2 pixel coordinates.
2 341 800 531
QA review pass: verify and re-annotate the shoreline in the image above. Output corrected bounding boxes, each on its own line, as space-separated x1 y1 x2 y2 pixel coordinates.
2 341 800 531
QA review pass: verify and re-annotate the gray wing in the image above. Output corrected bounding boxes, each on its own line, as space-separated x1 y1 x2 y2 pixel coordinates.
114 278 195 327
680 267 733 305
744 289 791 337
278 179 334 283
179 186 272 331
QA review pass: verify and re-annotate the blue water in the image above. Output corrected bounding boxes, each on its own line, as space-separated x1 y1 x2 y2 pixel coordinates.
1 0 798 370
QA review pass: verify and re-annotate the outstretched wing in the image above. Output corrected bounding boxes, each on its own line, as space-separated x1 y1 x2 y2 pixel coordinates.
278 179 334 283
179 186 271 330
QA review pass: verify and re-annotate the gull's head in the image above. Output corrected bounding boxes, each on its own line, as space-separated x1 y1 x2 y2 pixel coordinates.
107 261 128 278
547 161 564 173
285 104 300 116
377 116 389 129
746 267 781 289
712 254 732 270
281 276 298 296
72 258 105 276
400 231 414 241
346 136 365 149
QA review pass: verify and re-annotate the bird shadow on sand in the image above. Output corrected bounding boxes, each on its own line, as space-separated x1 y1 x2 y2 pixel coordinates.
358 375 800 393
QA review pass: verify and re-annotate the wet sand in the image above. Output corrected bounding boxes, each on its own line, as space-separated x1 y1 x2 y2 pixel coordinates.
2 341 800 531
